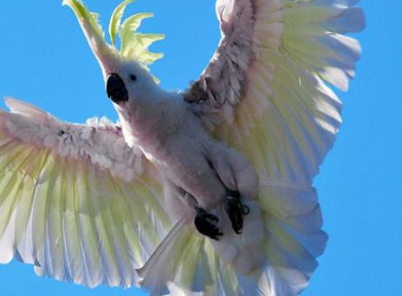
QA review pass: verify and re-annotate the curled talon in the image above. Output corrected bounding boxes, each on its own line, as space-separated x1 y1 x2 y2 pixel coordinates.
225 190 250 234
242 204 250 215
194 208 223 241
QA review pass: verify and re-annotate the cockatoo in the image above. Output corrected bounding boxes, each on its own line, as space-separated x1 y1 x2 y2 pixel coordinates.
0 0 365 295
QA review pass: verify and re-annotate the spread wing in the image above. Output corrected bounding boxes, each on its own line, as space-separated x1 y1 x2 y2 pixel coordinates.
178 0 365 295
185 0 365 184
0 98 170 288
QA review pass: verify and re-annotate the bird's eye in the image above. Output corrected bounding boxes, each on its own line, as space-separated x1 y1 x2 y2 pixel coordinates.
130 74 137 82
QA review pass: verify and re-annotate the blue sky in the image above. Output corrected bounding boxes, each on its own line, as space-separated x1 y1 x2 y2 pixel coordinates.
0 1 400 296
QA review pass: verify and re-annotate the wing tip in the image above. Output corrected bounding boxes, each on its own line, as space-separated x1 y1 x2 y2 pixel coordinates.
3 97 49 118
3 96 18 109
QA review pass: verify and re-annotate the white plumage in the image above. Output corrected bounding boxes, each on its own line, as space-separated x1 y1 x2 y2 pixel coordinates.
0 0 365 295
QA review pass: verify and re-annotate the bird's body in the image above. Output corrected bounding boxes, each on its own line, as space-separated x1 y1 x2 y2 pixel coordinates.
116 82 237 211
118 83 260 246
108 59 258 225
0 0 365 295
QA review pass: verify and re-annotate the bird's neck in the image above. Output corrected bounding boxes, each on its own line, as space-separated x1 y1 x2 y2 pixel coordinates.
118 91 188 154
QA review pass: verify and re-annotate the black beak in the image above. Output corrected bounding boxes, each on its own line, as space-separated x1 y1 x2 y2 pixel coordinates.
106 73 128 104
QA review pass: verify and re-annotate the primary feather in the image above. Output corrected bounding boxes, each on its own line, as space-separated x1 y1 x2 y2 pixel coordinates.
0 98 170 288
0 0 365 296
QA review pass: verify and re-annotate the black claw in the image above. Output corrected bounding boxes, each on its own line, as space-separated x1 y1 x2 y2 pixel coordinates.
194 208 223 241
242 204 251 215
225 190 250 235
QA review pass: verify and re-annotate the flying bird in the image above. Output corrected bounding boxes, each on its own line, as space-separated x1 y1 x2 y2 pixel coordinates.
0 0 365 295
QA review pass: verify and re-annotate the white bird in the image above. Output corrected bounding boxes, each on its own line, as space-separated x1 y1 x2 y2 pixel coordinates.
0 0 365 295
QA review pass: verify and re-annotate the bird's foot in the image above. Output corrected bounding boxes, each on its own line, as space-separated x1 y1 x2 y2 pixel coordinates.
225 190 250 234
194 207 223 241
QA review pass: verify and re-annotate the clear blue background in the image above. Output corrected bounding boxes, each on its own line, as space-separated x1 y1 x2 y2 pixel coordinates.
0 1 400 295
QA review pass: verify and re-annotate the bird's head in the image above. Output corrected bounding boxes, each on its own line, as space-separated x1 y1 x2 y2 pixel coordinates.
63 0 165 109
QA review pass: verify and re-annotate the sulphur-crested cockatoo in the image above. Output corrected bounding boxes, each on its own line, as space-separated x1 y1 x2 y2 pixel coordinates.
0 0 365 295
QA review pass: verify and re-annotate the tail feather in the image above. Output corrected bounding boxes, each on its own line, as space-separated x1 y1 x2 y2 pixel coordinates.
139 181 327 296
136 218 188 295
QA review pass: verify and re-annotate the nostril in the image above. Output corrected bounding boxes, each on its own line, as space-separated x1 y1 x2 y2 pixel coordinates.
106 73 129 103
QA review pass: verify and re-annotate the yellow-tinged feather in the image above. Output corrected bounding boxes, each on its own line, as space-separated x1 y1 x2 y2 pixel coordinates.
108 176 144 267
265 214 316 262
44 157 65 279
92 169 124 286
120 13 154 53
31 153 58 271
74 161 103 286
202 240 219 295
283 5 338 25
0 147 40 239
109 0 137 46
218 260 240 296
46 157 67 281
0 173 24 239
64 0 164 78
62 160 86 284
174 234 204 291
